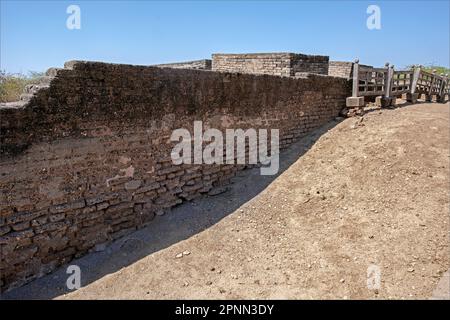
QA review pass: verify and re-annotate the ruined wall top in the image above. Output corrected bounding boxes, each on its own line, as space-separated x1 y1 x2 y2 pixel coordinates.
211 52 329 77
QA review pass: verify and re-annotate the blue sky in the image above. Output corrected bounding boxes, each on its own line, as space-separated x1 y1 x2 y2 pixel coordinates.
1 0 449 74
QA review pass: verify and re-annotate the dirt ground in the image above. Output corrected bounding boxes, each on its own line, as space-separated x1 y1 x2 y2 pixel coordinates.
3 102 449 300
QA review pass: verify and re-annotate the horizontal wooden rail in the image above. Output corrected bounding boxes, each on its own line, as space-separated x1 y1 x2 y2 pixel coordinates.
391 70 413 96
356 63 388 97
347 59 449 108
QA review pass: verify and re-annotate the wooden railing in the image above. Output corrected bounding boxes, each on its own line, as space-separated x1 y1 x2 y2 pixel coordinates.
347 59 449 107
353 63 389 97
414 68 448 101
390 68 414 96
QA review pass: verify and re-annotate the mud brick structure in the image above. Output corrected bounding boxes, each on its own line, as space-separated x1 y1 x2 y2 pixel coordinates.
154 59 212 70
328 61 355 79
0 60 349 291
211 53 329 77
328 61 373 79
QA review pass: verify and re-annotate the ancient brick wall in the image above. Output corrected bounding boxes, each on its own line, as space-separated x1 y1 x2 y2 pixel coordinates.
212 53 329 77
290 54 329 78
0 61 350 291
154 59 212 70
328 61 354 79
328 61 373 79
212 53 292 77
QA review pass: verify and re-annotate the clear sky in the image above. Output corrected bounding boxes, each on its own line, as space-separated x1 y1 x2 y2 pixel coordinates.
1 0 449 74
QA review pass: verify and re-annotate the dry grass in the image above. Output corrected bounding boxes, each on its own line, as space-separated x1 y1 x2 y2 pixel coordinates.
0 71 43 103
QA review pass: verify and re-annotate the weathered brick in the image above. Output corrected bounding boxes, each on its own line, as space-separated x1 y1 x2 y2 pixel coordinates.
6 210 47 225
124 179 142 190
105 202 134 214
0 229 34 246
86 193 119 206
135 182 160 194
49 213 65 223
0 225 11 236
50 200 85 214
11 221 31 231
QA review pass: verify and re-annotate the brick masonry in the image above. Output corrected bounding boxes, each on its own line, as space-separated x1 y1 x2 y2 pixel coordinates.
328 61 373 79
0 61 350 291
153 59 212 70
212 53 329 77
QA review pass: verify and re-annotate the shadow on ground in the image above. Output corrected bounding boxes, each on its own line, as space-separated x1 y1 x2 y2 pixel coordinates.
2 119 342 300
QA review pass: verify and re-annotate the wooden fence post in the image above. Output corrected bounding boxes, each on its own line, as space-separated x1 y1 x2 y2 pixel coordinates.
406 65 420 103
346 59 364 109
411 65 420 94
385 63 394 98
352 59 359 97
446 74 450 101
446 74 449 101
376 62 393 107
427 70 437 102
438 73 447 102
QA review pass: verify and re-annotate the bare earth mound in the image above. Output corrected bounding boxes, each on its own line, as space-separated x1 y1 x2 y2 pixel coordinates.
5 102 449 300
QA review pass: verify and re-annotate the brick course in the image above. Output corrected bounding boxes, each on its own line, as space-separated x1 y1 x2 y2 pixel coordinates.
328 61 373 79
212 53 329 77
153 59 212 70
